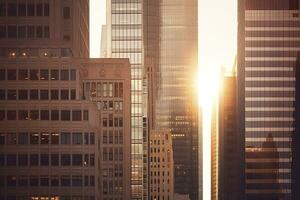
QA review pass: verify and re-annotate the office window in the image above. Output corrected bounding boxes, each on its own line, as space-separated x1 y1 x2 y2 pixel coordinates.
30 69 38 80
61 154 71 166
0 69 5 80
27 26 35 38
72 154 82 166
70 69 76 80
84 133 89 145
30 89 38 100
44 4 49 16
0 110 4 120
7 25 16 38
40 110 49 120
51 110 59 120
44 26 49 38
30 154 39 166
36 4 43 16
6 154 16 166
50 69 59 80
51 90 59 100
29 176 38 186
61 110 70 121
40 90 49 100
0 133 4 145
18 132 28 144
90 176 95 186
71 89 76 100
0 154 4 166
18 69 28 80
90 154 95 166
18 4 26 16
18 176 28 186
60 90 69 100
40 69 49 80
7 133 16 144
83 110 88 121
72 110 81 121
0 89 4 100
61 175 71 186
63 7 70 19
84 175 89 186
27 4 35 16
61 132 71 144
40 132 49 144
30 133 39 144
51 154 59 166
7 69 16 80
36 26 43 38
119 83 123 97
84 154 89 166
40 176 49 186
51 132 59 144
0 25 5 38
72 176 82 187
40 154 49 166
60 69 69 80
18 110 28 120
18 26 26 38
51 176 59 186
0 3 6 16
109 131 113 144
18 89 28 100
7 3 17 16
7 176 17 187
7 110 16 120
29 110 39 120
7 89 16 100
72 132 82 144
103 131 107 144
18 154 28 166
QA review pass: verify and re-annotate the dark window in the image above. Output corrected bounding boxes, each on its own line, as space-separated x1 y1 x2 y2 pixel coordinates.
72 110 81 121
72 132 82 144
0 110 4 120
19 69 28 80
72 176 82 186
0 25 6 38
40 110 49 120
40 154 49 166
61 110 70 121
29 110 39 120
0 133 5 144
36 4 43 16
71 89 76 100
51 110 59 120
63 7 70 19
36 26 43 38
30 133 39 144
17 26 26 38
18 176 28 186
51 176 59 186
44 4 49 16
60 90 69 100
40 90 49 100
44 26 49 38
18 90 28 100
7 26 17 38
7 133 16 144
7 110 16 120
90 154 95 166
30 89 38 100
70 69 76 80
90 176 95 186
30 69 38 80
60 69 69 80
51 132 59 144
0 69 5 80
84 133 89 145
27 4 35 16
61 154 71 166
51 69 59 80
7 176 17 186
7 3 17 16
83 110 88 121
7 69 16 80
0 3 6 16
18 154 28 166
61 132 70 144
30 154 39 166
29 176 38 186
90 133 95 145
72 154 82 166
51 154 59 166
51 90 59 100
40 176 49 186
7 89 16 100
18 4 26 16
40 132 49 144
18 110 28 120
27 26 35 38
40 69 49 80
6 154 16 166
61 175 71 186
0 154 4 166
18 133 28 144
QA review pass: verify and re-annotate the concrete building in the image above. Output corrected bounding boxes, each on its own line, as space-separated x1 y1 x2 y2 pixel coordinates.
238 0 300 199
149 130 174 200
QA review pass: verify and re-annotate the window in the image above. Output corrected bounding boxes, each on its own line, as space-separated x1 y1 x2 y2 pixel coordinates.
72 154 82 166
18 26 26 38
6 154 17 166
44 26 49 38
0 26 5 38
0 69 5 80
61 132 71 144
51 110 59 120
7 176 17 187
40 176 49 186
0 154 4 166
40 69 49 80
60 90 69 100
7 25 17 38
61 154 71 166
71 89 76 100
61 175 71 186
90 176 95 186
18 4 26 16
44 4 49 16
51 154 59 166
18 154 28 166
103 131 107 144
27 26 35 38
51 176 59 186
72 176 82 187
7 110 16 120
40 90 49 100
50 70 59 80
7 89 16 100
29 110 39 120
30 89 38 100
7 69 16 80
7 133 16 144
7 3 17 16
18 133 28 144
40 110 49 120
72 110 81 121
40 132 49 144
30 154 39 166
29 176 38 186
51 90 59 100
36 4 43 16
72 132 82 144
0 89 4 100
61 110 70 121
0 110 4 120
70 69 76 80
60 69 69 80
0 133 5 145
84 133 89 145
63 7 70 19
30 69 38 80
83 110 88 121
84 154 89 166
18 69 28 80
36 26 43 38
51 132 59 144
90 154 95 166
40 154 49 166
27 4 35 16
18 110 28 120
18 89 28 100
0 3 6 16
30 133 39 144
18 176 28 186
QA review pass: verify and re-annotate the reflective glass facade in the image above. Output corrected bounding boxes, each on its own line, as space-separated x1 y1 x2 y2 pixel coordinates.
239 0 300 199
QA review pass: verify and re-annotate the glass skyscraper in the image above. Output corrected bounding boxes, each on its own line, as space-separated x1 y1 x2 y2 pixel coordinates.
238 0 300 199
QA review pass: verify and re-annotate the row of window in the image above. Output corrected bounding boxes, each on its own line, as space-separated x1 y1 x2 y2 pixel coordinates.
0 2 49 17
84 82 123 98
102 116 124 128
0 68 76 81
103 130 124 145
103 147 123 161
97 101 124 112
0 89 76 100
0 109 89 121
0 132 95 145
102 179 124 195
1 175 95 187
0 48 73 58
0 25 49 39
1 196 95 200
102 165 124 178
0 153 95 167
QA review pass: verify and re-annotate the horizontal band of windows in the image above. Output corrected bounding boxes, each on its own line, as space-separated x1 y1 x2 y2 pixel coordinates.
245 111 294 117
246 141 292 148
246 193 291 199
245 67 293 71
246 137 291 142
246 37 300 42
246 151 291 158
245 21 300 27
246 47 300 51
246 117 294 122
246 57 297 62
245 77 295 81
245 41 300 48
245 101 293 107
246 148 291 153
245 60 296 67
246 127 294 132
112 0 142 3
245 87 295 91
245 121 294 127
246 162 291 169
245 31 300 37
245 27 300 31
245 97 295 101
246 179 291 184
245 91 294 97
246 81 295 87
246 132 293 138
112 11 142 14
245 0 299 10
112 37 142 41
246 183 291 190
112 49 142 53
112 25 142 29
246 168 291 173
245 50 299 57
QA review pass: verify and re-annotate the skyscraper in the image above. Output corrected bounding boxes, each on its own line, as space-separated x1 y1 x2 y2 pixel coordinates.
238 0 300 199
